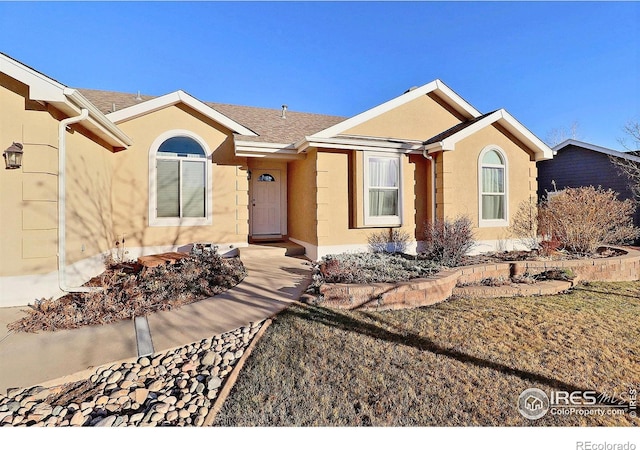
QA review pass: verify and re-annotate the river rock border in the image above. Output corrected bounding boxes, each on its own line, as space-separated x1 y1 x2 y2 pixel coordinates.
317 247 640 310
0 320 265 427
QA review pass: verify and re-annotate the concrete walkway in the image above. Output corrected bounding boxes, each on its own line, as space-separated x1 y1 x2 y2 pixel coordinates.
0 245 311 395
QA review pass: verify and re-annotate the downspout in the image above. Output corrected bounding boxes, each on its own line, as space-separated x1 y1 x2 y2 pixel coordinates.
422 148 437 222
58 109 101 293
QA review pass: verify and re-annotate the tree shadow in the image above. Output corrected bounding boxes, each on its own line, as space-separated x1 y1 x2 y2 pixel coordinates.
573 285 640 300
287 303 630 407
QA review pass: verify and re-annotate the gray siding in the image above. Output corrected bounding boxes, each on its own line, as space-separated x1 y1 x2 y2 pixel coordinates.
537 144 640 227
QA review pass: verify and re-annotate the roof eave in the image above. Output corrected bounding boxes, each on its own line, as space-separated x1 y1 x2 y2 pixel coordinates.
0 53 66 102
234 140 304 160
63 89 133 148
299 136 424 153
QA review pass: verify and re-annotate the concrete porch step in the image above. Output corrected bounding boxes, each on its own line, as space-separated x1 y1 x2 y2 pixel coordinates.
240 241 306 259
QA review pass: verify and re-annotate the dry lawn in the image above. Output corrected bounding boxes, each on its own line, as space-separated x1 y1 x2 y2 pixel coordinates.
214 281 640 426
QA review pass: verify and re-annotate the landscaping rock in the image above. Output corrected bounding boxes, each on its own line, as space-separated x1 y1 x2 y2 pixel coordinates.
0 322 262 428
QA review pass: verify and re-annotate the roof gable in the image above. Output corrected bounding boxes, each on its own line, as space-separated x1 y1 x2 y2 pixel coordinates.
553 139 640 163
311 79 481 139
424 109 553 161
105 90 258 136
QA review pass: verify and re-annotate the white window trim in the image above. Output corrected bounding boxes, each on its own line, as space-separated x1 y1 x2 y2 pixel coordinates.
478 145 509 228
363 151 403 227
149 129 213 227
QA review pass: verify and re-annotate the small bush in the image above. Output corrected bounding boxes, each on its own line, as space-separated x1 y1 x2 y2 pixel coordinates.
420 216 475 267
539 186 640 254
367 229 411 254
308 252 439 293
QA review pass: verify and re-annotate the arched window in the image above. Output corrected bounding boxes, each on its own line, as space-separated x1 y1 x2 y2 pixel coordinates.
149 131 212 226
479 146 508 226
257 173 276 182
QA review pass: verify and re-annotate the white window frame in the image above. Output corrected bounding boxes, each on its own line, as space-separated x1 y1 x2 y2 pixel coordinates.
149 130 213 227
363 151 403 226
478 145 509 228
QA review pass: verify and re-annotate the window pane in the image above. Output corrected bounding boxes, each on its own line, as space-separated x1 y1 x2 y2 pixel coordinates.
369 189 398 216
158 137 205 157
369 158 399 187
157 159 180 217
258 173 275 182
482 167 504 193
182 160 206 217
482 195 504 220
482 150 503 165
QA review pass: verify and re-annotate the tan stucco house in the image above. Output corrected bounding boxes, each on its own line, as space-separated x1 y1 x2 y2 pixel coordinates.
0 53 553 307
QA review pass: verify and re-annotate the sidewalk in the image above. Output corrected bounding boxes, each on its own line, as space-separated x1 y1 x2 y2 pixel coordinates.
0 248 311 395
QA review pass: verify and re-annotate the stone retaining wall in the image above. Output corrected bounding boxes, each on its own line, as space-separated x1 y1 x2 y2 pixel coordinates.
319 247 640 311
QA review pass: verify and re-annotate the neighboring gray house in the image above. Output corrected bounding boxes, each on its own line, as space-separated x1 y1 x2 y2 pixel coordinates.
537 139 640 227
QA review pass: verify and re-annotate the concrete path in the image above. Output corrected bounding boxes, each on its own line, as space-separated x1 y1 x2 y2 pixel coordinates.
0 247 311 395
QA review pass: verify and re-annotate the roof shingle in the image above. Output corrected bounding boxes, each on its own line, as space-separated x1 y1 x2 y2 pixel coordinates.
78 88 345 144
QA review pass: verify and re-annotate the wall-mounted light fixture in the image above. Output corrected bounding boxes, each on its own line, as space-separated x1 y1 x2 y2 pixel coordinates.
247 169 252 180
3 142 23 169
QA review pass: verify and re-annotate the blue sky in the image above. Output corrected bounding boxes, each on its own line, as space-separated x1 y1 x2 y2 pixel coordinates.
1 1 638 150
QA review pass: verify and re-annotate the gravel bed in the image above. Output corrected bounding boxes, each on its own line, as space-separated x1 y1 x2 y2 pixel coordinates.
0 321 263 427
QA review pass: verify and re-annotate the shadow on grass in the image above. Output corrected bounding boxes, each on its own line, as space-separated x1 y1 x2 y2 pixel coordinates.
573 285 640 300
288 303 629 407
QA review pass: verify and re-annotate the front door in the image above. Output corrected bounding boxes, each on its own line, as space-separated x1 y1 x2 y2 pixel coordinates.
251 170 281 236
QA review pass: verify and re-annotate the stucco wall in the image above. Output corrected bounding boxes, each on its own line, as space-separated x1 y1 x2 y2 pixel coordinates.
110 104 248 253
0 75 60 278
287 149 318 246
1 76 127 305
439 124 537 241
315 150 422 248
341 93 464 140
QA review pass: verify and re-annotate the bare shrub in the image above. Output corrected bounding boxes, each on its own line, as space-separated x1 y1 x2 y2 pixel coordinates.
367 229 411 254
539 186 640 254
420 216 475 267
509 197 540 250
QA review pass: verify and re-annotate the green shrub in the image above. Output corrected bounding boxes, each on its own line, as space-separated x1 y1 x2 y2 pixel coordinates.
420 216 475 267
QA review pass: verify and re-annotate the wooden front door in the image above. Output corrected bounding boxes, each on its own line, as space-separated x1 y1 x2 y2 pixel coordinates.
251 170 281 236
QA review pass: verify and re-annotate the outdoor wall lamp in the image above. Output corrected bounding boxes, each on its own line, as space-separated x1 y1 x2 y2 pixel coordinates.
247 170 252 180
3 142 24 170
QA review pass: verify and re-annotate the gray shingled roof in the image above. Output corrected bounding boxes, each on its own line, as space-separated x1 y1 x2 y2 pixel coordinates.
78 88 346 144
423 111 497 145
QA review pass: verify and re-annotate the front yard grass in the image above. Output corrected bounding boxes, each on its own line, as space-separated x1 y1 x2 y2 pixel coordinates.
214 281 640 426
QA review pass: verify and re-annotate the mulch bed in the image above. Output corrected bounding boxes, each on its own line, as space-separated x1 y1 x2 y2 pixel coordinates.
8 252 247 333
460 246 626 266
